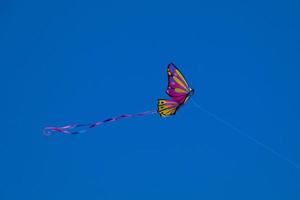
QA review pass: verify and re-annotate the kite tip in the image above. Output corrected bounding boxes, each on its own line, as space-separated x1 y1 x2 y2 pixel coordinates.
43 128 52 136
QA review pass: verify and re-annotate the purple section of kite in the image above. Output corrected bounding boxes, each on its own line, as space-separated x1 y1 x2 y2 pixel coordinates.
44 110 157 136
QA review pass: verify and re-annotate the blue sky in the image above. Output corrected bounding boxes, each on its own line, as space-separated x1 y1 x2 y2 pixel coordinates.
1 0 300 199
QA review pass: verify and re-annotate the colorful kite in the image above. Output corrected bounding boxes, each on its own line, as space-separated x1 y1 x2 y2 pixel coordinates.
43 63 194 135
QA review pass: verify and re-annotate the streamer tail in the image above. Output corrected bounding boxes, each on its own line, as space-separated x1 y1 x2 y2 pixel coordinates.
44 110 157 136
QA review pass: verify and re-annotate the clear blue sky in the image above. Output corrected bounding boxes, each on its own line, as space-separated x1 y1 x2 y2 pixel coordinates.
1 0 300 199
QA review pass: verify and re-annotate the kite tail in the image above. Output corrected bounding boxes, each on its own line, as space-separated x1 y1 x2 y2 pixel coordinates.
43 110 157 136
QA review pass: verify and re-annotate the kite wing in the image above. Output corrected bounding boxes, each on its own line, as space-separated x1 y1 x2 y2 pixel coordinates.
166 63 192 104
157 99 179 117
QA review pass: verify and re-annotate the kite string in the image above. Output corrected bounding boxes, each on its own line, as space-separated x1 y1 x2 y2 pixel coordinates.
191 98 300 168
44 110 157 136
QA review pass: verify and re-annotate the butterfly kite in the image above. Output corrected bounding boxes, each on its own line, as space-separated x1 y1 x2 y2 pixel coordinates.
44 63 194 135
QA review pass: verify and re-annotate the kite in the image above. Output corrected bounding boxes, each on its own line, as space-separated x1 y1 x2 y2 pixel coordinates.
44 63 194 136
